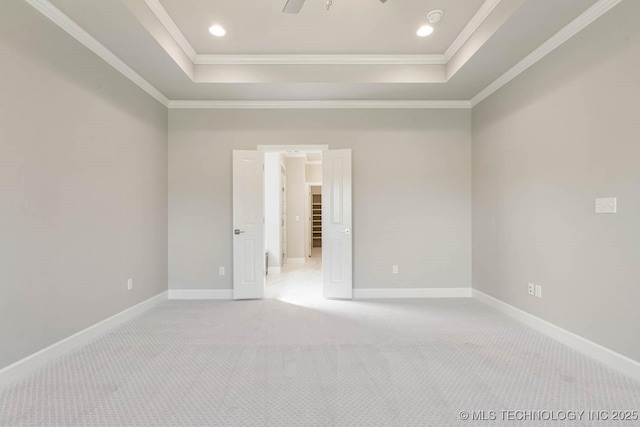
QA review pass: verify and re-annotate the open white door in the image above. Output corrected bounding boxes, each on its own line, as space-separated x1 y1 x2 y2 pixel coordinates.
322 149 352 299
233 150 264 300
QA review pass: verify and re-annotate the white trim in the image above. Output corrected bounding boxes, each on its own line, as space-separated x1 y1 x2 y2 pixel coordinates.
353 288 472 299
195 54 446 65
0 291 168 390
472 290 640 383
168 289 233 300
258 144 329 153
28 0 620 110
268 267 281 274
444 0 503 61
143 0 197 61
168 100 472 110
134 0 502 67
470 0 623 107
138 0 440 67
286 258 306 264
25 0 169 107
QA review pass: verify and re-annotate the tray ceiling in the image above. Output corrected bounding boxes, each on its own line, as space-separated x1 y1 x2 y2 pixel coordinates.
35 0 612 106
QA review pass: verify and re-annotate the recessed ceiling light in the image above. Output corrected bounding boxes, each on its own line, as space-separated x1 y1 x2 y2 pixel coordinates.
417 25 434 37
209 25 226 37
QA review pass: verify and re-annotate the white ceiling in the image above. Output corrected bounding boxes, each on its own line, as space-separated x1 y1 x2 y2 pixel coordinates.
158 0 485 54
38 0 611 105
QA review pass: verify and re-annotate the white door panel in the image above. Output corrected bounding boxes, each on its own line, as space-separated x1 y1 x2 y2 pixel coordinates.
322 149 352 299
233 150 264 300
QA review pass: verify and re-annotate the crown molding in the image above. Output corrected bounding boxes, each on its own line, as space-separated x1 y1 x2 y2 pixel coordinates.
444 0 502 62
148 0 499 67
168 100 472 109
470 0 623 107
143 0 197 61
194 54 446 66
25 0 621 110
26 0 169 107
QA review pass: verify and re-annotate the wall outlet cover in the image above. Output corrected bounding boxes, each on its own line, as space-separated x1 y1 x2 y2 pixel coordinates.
595 197 617 214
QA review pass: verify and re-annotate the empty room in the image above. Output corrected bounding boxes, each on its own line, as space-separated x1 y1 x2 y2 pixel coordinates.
1 0 639 425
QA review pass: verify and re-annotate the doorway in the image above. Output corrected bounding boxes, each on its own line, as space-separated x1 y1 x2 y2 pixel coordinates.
232 146 352 300
264 151 322 300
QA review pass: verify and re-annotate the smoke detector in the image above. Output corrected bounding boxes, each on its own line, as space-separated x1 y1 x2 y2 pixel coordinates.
427 9 443 24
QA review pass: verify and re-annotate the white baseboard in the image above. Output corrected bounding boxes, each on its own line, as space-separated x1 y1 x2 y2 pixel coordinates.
268 267 281 274
472 289 640 383
168 289 233 300
353 288 472 299
286 258 306 264
0 291 168 390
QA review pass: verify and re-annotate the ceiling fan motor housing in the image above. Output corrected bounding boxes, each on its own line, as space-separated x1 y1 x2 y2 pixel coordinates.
285 0 389 14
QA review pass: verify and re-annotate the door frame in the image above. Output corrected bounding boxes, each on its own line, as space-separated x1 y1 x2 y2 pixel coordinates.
238 144 351 299
258 145 329 153
259 144 328 268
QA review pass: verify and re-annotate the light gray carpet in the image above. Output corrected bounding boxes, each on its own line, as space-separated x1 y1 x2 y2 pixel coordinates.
1 296 639 426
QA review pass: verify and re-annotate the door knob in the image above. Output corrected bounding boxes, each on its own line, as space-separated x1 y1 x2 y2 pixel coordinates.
344 228 351 235
234 229 245 235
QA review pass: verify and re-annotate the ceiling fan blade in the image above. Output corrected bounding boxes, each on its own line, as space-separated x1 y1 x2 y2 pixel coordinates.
283 0 306 14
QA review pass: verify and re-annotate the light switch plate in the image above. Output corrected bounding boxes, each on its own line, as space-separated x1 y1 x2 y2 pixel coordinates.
535 285 542 299
595 197 617 214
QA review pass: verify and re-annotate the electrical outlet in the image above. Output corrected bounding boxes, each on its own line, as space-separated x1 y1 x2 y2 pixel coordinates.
127 278 133 291
392 265 399 274
528 283 535 296
595 197 617 214
535 285 542 299
219 267 225 276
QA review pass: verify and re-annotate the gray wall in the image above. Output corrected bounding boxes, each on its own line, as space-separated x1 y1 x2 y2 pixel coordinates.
0 1 168 369
472 0 640 362
286 157 306 260
169 109 471 291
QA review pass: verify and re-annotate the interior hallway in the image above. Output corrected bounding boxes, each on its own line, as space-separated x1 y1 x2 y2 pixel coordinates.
265 247 322 301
